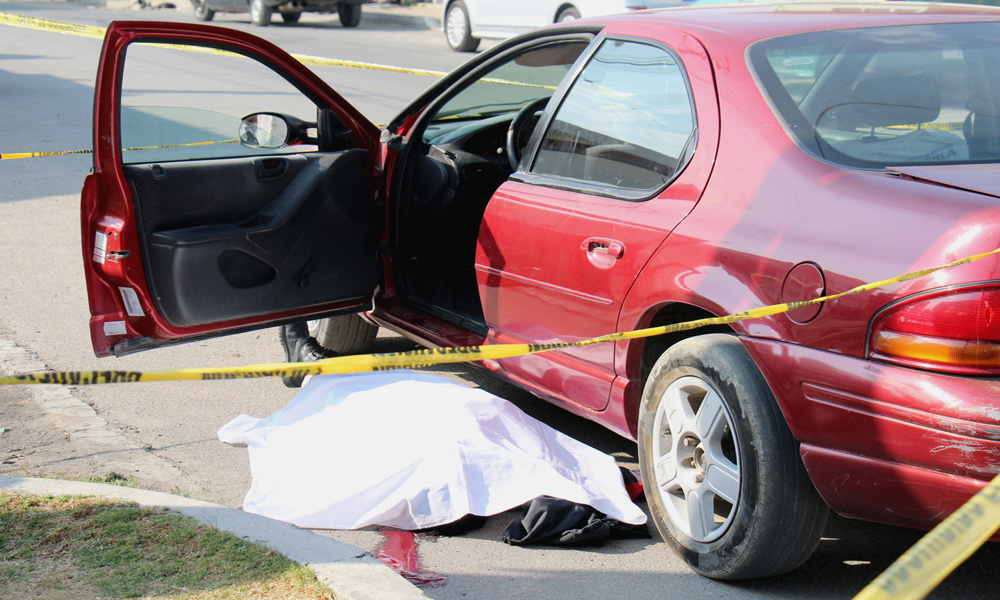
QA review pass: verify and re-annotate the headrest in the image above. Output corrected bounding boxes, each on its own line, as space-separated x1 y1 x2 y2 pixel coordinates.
821 75 941 130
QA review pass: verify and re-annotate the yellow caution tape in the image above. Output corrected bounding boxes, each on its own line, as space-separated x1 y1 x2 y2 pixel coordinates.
0 11 448 78
125 139 241 150
2 246 998 386
6 10 1000 597
0 10 554 84
853 472 1000 600
0 10 107 39
1 139 241 161
888 122 965 132
1 12 553 159
0 149 92 160
292 53 447 77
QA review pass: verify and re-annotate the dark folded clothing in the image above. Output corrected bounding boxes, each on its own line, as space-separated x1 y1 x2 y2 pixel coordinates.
502 495 650 547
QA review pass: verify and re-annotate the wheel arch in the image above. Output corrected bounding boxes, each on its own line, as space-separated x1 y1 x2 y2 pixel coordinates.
618 302 735 439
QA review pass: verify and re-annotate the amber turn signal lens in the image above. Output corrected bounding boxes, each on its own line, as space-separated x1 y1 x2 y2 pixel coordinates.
870 287 1000 374
872 331 1000 368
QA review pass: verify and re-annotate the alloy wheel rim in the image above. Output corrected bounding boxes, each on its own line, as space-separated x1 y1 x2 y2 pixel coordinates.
446 6 467 48
650 376 741 542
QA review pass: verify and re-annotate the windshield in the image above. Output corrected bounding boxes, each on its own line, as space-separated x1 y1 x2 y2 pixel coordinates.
750 22 1000 169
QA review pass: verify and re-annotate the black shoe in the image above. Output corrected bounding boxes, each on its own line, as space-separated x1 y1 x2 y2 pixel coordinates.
279 322 337 388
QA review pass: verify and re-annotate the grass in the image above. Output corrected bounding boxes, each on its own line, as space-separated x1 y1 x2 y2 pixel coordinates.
81 472 140 488
0 492 336 600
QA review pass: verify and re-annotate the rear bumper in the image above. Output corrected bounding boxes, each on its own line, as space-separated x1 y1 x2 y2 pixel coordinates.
744 338 1000 532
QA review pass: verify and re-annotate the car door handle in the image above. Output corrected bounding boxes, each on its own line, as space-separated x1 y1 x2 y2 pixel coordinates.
255 157 289 181
582 237 625 259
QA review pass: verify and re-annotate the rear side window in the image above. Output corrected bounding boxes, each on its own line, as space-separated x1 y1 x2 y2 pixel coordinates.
530 38 696 196
751 22 1000 168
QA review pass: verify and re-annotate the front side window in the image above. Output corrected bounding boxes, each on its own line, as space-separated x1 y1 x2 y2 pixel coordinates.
751 22 1000 168
530 38 697 195
120 43 321 164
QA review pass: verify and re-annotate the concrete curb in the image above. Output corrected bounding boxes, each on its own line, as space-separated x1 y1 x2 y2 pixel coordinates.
1 476 429 600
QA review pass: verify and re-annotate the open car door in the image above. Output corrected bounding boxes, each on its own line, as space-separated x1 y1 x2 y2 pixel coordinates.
82 22 382 357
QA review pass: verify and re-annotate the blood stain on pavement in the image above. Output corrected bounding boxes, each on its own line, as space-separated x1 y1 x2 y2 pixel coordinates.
376 528 447 588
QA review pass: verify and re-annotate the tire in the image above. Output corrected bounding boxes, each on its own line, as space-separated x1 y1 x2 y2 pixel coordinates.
444 1 480 53
193 0 215 21
280 10 301 23
556 7 581 22
309 314 379 355
637 334 828 580
249 0 272 26
338 3 362 28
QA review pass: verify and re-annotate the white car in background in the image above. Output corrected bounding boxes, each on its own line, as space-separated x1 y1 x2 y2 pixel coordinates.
441 0 682 51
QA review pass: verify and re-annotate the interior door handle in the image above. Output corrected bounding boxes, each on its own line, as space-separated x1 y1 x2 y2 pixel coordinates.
582 237 625 259
255 157 288 181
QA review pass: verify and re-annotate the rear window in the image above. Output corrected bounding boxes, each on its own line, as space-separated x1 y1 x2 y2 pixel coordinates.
750 22 1000 169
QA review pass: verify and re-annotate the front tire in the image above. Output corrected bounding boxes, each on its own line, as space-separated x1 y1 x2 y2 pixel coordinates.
638 334 828 579
193 0 215 21
444 1 480 53
249 0 272 26
309 314 379 355
280 10 302 23
338 2 362 27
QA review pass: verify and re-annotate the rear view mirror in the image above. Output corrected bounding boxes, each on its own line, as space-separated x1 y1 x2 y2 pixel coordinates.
239 113 290 148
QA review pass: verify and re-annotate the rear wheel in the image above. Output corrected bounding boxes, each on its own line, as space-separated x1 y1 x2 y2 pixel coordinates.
193 0 215 21
556 7 580 22
280 10 301 22
249 0 272 26
638 334 828 579
445 1 480 53
309 314 379 355
338 2 362 27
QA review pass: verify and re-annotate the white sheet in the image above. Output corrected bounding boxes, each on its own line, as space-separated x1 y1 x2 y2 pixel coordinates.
218 371 646 530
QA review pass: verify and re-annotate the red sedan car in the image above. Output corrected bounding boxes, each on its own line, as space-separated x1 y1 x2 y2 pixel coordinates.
82 3 1000 579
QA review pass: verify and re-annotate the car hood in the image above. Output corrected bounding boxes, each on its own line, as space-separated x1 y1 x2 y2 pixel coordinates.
889 164 1000 200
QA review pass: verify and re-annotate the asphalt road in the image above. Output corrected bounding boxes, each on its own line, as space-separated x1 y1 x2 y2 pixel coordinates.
1 2 999 599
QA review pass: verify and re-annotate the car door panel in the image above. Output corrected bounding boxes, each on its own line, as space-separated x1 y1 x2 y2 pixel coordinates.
127 149 376 327
477 183 669 411
475 30 719 412
84 21 382 357
128 155 306 235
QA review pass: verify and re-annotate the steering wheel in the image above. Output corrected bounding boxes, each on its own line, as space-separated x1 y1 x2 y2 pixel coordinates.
506 97 551 171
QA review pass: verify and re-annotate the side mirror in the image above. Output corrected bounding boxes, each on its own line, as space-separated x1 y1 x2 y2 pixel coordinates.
239 113 290 148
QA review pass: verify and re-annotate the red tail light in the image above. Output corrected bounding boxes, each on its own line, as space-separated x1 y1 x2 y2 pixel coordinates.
870 286 1000 375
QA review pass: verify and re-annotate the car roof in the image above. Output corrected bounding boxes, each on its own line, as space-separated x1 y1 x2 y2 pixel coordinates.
591 2 1000 45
